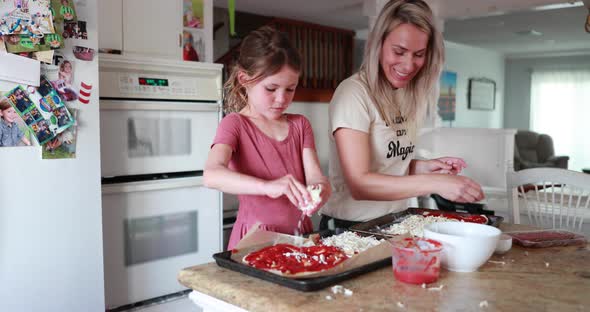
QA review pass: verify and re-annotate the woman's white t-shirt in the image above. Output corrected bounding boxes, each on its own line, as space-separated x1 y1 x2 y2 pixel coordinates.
322 74 416 221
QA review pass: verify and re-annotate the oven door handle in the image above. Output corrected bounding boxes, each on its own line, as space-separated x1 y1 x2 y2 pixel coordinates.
100 100 220 112
102 176 205 194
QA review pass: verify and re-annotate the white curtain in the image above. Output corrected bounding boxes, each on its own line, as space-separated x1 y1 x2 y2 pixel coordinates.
530 69 590 172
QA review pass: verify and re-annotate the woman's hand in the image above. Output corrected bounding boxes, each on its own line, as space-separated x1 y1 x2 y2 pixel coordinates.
263 174 311 207
412 157 467 175
434 174 484 203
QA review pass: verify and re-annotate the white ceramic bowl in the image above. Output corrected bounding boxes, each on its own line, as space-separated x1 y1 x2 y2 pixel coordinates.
424 222 501 272
494 234 513 254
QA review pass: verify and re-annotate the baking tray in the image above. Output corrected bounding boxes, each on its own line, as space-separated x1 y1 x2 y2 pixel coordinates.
212 229 391 292
349 207 504 238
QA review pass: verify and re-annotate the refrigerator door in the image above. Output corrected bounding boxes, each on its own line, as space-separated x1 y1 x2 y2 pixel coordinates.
100 100 219 177
101 176 221 308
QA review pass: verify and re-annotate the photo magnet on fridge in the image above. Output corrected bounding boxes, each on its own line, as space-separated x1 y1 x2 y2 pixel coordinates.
0 0 55 36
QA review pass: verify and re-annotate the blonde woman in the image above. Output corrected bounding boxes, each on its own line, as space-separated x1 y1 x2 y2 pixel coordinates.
320 0 484 229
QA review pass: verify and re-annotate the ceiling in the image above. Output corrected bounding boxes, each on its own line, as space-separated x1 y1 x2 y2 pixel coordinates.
213 0 590 58
444 4 590 58
214 0 369 30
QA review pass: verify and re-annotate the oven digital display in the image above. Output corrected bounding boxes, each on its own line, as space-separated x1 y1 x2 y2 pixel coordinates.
138 77 169 87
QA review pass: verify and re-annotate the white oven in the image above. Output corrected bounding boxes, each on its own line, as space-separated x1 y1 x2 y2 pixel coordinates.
99 54 223 177
102 177 221 309
100 100 219 177
99 55 223 309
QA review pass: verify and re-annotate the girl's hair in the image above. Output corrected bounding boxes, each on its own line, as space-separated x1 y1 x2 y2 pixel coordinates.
359 0 444 129
224 26 302 113
0 97 11 111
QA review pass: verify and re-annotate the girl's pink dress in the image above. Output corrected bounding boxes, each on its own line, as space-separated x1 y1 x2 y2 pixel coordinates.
212 113 315 250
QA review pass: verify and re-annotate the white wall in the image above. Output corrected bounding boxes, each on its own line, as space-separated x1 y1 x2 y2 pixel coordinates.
504 54 590 130
0 1 105 311
287 102 331 175
443 41 505 129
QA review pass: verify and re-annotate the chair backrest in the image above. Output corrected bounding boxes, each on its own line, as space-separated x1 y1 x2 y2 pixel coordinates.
506 168 590 233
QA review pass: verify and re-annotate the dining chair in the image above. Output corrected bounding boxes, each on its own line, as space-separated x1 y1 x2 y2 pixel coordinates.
506 168 590 232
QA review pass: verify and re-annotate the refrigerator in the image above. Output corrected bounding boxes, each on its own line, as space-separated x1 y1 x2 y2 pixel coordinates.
0 1 105 311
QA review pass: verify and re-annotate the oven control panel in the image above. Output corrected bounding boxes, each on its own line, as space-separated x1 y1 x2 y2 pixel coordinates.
118 74 199 97
99 55 222 102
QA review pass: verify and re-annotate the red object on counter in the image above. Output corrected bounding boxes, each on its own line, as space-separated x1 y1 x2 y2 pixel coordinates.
392 238 442 284
422 210 488 224
243 243 348 274
508 230 587 248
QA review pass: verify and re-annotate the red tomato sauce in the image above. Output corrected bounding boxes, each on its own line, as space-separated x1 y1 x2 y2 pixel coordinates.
392 238 442 284
244 243 348 274
423 211 488 224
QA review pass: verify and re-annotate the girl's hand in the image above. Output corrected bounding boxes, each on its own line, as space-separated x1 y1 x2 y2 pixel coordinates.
302 182 332 216
434 174 484 203
263 174 310 207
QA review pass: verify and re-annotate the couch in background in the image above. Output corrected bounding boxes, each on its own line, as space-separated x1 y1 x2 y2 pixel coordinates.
514 130 569 171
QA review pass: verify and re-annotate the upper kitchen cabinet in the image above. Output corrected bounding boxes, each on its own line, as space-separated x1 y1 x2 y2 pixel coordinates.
98 0 123 52
123 0 183 59
98 0 213 62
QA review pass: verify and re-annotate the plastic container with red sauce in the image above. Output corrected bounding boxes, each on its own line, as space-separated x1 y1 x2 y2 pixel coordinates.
391 237 443 284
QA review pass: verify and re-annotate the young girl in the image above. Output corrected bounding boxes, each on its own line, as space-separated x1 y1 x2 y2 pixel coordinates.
204 26 331 250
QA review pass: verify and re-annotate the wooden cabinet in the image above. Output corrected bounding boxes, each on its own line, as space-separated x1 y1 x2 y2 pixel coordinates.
98 0 213 62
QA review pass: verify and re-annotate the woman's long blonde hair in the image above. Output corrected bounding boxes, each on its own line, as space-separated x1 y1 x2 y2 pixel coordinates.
224 26 302 113
360 0 444 129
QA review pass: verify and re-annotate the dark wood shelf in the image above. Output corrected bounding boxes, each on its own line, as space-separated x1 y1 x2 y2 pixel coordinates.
293 88 335 103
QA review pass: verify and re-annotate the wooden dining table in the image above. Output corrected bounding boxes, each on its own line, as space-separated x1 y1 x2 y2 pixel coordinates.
177 224 590 312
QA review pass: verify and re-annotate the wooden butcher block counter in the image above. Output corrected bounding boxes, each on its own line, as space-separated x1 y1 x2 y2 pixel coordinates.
178 224 590 312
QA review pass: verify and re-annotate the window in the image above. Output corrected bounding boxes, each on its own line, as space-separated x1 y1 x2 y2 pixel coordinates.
530 69 590 172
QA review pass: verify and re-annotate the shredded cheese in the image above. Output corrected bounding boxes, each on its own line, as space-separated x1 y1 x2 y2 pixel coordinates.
283 251 308 263
299 185 322 212
331 285 354 297
321 231 383 257
427 284 444 291
331 285 343 294
382 215 457 237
